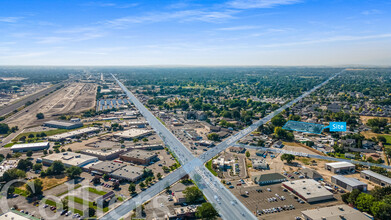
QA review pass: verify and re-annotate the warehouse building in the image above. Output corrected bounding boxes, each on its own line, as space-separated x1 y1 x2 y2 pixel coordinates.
43 120 83 129
300 168 323 181
325 162 355 174
48 127 100 141
89 161 126 174
282 179 334 203
119 150 158 165
81 149 125 161
42 152 98 168
252 173 287 185
331 175 367 191
113 129 153 140
301 204 372 220
110 165 144 182
11 142 50 152
360 170 391 187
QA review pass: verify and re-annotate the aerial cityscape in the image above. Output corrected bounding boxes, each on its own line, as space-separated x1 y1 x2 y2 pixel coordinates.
1 1 391 220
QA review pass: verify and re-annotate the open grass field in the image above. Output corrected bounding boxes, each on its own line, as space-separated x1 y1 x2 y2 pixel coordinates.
86 187 107 196
362 131 391 144
12 129 68 142
66 195 109 212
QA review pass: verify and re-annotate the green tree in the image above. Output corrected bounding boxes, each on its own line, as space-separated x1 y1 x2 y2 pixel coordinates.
245 151 250 158
271 115 286 127
2 168 26 182
66 166 82 179
26 150 33 157
0 123 10 134
26 179 43 197
157 172 162 180
17 159 33 171
51 160 65 174
36 113 44 119
377 136 387 144
33 163 42 171
371 201 391 220
103 174 109 181
281 154 295 164
355 193 374 213
128 183 136 194
196 202 218 220
87 207 96 217
348 189 362 205
207 133 219 141
183 186 203 203
139 181 146 188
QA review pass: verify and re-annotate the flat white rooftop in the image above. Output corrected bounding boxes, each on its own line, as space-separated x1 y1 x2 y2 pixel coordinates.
114 129 153 139
283 179 333 202
301 204 371 220
325 161 355 169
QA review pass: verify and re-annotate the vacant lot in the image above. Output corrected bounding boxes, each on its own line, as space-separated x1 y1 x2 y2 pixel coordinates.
5 83 96 128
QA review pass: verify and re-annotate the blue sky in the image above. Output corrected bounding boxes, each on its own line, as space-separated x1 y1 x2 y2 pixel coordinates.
1 0 391 66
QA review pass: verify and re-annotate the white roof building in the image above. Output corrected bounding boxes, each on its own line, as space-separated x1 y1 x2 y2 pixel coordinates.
282 179 334 203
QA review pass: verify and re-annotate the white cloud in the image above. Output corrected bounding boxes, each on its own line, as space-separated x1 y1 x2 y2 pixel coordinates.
227 0 301 9
0 17 23 23
105 9 238 27
218 25 261 31
361 9 382 15
81 2 138 8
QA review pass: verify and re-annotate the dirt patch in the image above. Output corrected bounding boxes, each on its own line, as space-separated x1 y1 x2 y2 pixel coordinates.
360 116 391 124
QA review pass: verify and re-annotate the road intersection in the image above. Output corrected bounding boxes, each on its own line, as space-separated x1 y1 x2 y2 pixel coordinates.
101 71 343 219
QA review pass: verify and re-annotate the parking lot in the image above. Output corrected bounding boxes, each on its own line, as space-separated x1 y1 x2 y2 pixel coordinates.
229 183 344 220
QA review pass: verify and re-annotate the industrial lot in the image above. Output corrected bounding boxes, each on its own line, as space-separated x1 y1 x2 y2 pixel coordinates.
0 71 390 220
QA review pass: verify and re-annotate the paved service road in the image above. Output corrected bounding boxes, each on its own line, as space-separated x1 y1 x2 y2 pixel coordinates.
101 71 343 220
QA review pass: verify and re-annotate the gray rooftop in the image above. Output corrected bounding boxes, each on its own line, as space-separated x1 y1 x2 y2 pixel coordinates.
332 175 367 187
362 170 391 184
91 161 126 173
111 165 143 180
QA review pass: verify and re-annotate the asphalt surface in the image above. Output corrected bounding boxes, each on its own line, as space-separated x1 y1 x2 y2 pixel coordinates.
101 71 343 220
102 74 257 220
234 143 391 170
0 83 63 117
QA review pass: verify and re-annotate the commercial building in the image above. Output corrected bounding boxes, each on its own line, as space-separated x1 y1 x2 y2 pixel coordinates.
81 149 125 161
11 142 50 152
113 129 153 140
184 129 202 141
325 162 355 174
282 179 334 203
252 173 287 185
301 204 372 220
119 150 158 165
42 152 98 168
300 168 323 181
212 157 233 170
252 159 268 170
48 127 100 141
43 120 83 129
89 161 126 174
110 165 144 182
331 175 367 191
0 211 31 220
360 170 391 187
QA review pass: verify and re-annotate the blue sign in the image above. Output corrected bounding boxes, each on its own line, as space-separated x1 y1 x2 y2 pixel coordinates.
329 122 346 132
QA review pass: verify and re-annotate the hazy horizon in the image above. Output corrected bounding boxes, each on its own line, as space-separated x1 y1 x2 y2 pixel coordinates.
1 0 391 66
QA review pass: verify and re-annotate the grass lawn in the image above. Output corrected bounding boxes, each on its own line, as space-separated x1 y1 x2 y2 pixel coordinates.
3 142 15 148
378 135 391 145
205 160 218 176
66 196 109 212
12 124 93 142
86 187 107 195
12 129 68 142
14 188 28 197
